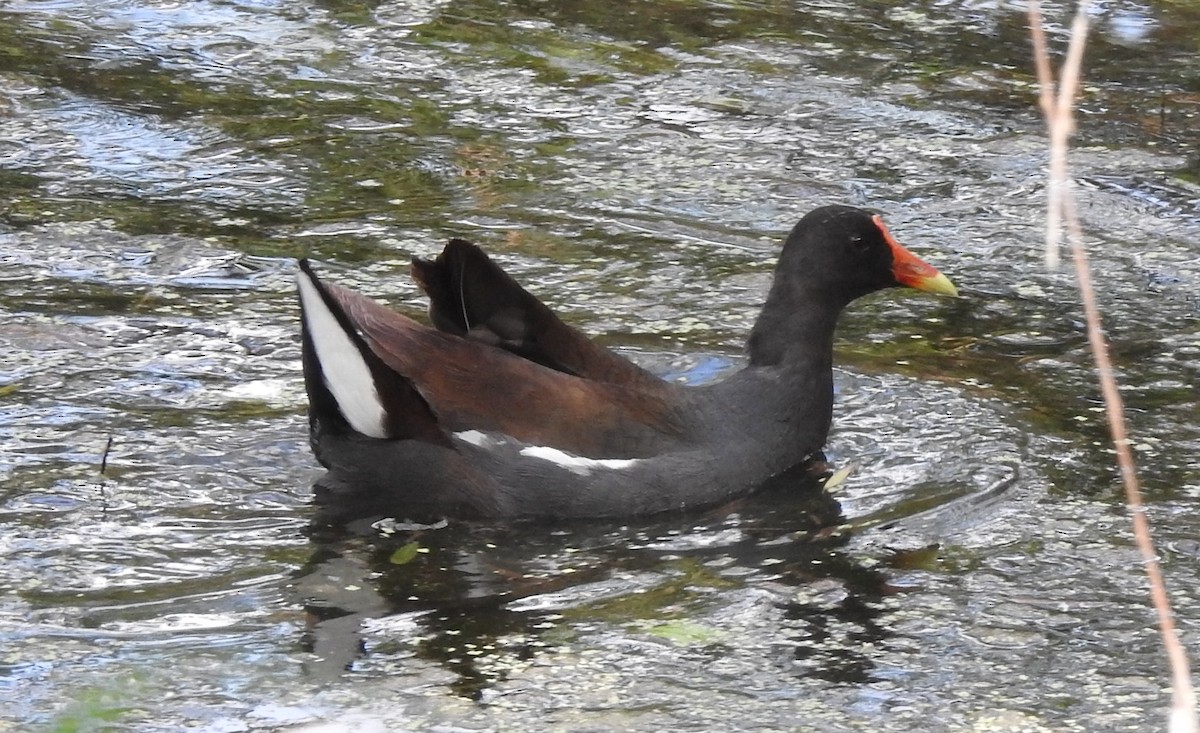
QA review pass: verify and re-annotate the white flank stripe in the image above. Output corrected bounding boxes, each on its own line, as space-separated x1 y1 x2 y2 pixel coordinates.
519 446 638 476
453 430 504 448
297 273 388 439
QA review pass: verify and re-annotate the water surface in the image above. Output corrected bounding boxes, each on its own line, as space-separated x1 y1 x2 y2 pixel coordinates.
1 1 1198 731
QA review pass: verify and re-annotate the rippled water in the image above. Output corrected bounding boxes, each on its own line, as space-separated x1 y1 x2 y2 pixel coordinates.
2 1 1198 731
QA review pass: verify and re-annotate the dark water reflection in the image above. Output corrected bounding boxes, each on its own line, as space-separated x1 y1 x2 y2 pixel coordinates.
296 486 848 694
1 0 1198 731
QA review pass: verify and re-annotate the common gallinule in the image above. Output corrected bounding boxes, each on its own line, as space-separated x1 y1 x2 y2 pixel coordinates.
297 205 957 522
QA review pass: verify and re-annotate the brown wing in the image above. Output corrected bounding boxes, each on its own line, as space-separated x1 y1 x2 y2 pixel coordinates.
410 239 665 392
322 281 688 459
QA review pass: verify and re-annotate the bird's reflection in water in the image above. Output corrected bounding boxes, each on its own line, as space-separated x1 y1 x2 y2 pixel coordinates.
292 475 905 699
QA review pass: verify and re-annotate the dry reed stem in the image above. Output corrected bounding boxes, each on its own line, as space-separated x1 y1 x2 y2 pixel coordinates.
1026 2 1197 730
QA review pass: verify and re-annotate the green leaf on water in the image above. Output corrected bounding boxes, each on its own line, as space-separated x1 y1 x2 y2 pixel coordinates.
642 620 721 646
46 681 138 733
389 542 422 565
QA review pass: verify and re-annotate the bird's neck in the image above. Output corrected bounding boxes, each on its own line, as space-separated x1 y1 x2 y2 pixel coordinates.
746 283 845 369
698 286 846 464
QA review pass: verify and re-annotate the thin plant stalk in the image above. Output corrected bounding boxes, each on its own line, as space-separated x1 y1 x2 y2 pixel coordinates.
1026 2 1197 730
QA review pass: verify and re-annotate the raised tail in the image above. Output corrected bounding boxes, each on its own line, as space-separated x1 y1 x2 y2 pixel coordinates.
296 259 450 447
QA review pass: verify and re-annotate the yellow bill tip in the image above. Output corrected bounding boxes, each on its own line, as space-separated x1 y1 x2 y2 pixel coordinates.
908 270 958 298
